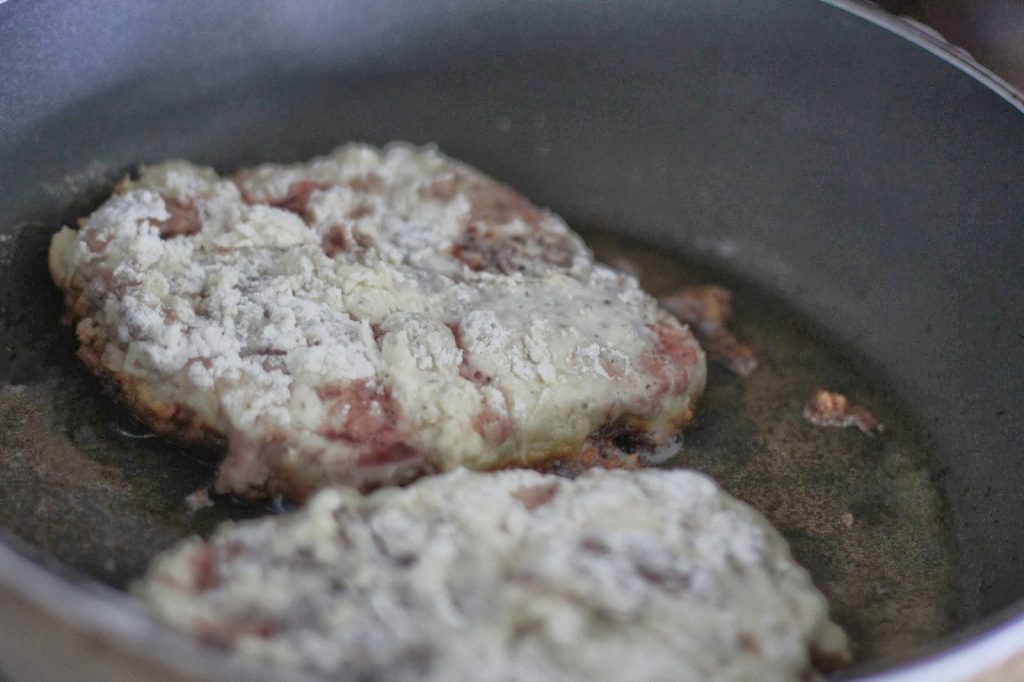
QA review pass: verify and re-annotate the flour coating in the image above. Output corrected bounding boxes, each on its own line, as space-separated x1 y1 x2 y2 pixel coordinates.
138 468 848 682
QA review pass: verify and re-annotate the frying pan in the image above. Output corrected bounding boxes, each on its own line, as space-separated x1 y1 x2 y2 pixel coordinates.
0 0 1022 679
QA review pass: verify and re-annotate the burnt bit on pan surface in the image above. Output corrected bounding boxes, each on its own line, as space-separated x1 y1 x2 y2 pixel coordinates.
804 388 885 435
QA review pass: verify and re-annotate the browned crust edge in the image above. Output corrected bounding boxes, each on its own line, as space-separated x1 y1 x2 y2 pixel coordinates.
54 259 227 452
53 246 701 503
75 319 226 449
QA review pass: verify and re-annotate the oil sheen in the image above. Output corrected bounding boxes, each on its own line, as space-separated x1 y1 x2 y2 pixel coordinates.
0 222 955 665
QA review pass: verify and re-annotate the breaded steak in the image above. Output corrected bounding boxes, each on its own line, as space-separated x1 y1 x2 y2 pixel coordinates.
49 144 706 500
137 468 848 681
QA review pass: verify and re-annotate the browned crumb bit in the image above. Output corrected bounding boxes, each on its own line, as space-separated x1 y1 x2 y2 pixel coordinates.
660 285 759 377
155 199 201 239
803 389 884 435
523 443 641 479
811 644 853 674
705 334 759 378
185 486 214 513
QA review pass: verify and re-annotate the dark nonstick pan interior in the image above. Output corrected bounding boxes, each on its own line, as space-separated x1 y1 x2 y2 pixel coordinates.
1 0 1022 679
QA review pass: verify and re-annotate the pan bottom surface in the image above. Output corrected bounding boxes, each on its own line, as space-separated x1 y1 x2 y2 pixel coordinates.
0 219 956 665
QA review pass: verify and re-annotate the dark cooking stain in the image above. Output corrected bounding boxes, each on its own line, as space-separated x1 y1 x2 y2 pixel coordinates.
0 222 955 665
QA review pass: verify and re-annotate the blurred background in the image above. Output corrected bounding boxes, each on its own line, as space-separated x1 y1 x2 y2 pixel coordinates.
873 0 1024 90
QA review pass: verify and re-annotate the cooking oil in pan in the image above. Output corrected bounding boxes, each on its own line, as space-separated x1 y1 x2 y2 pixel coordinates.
585 228 955 662
0 222 955 664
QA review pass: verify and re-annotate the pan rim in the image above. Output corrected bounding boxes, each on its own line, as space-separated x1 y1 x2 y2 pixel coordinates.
0 537 310 681
822 0 1024 115
816 3 1024 678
